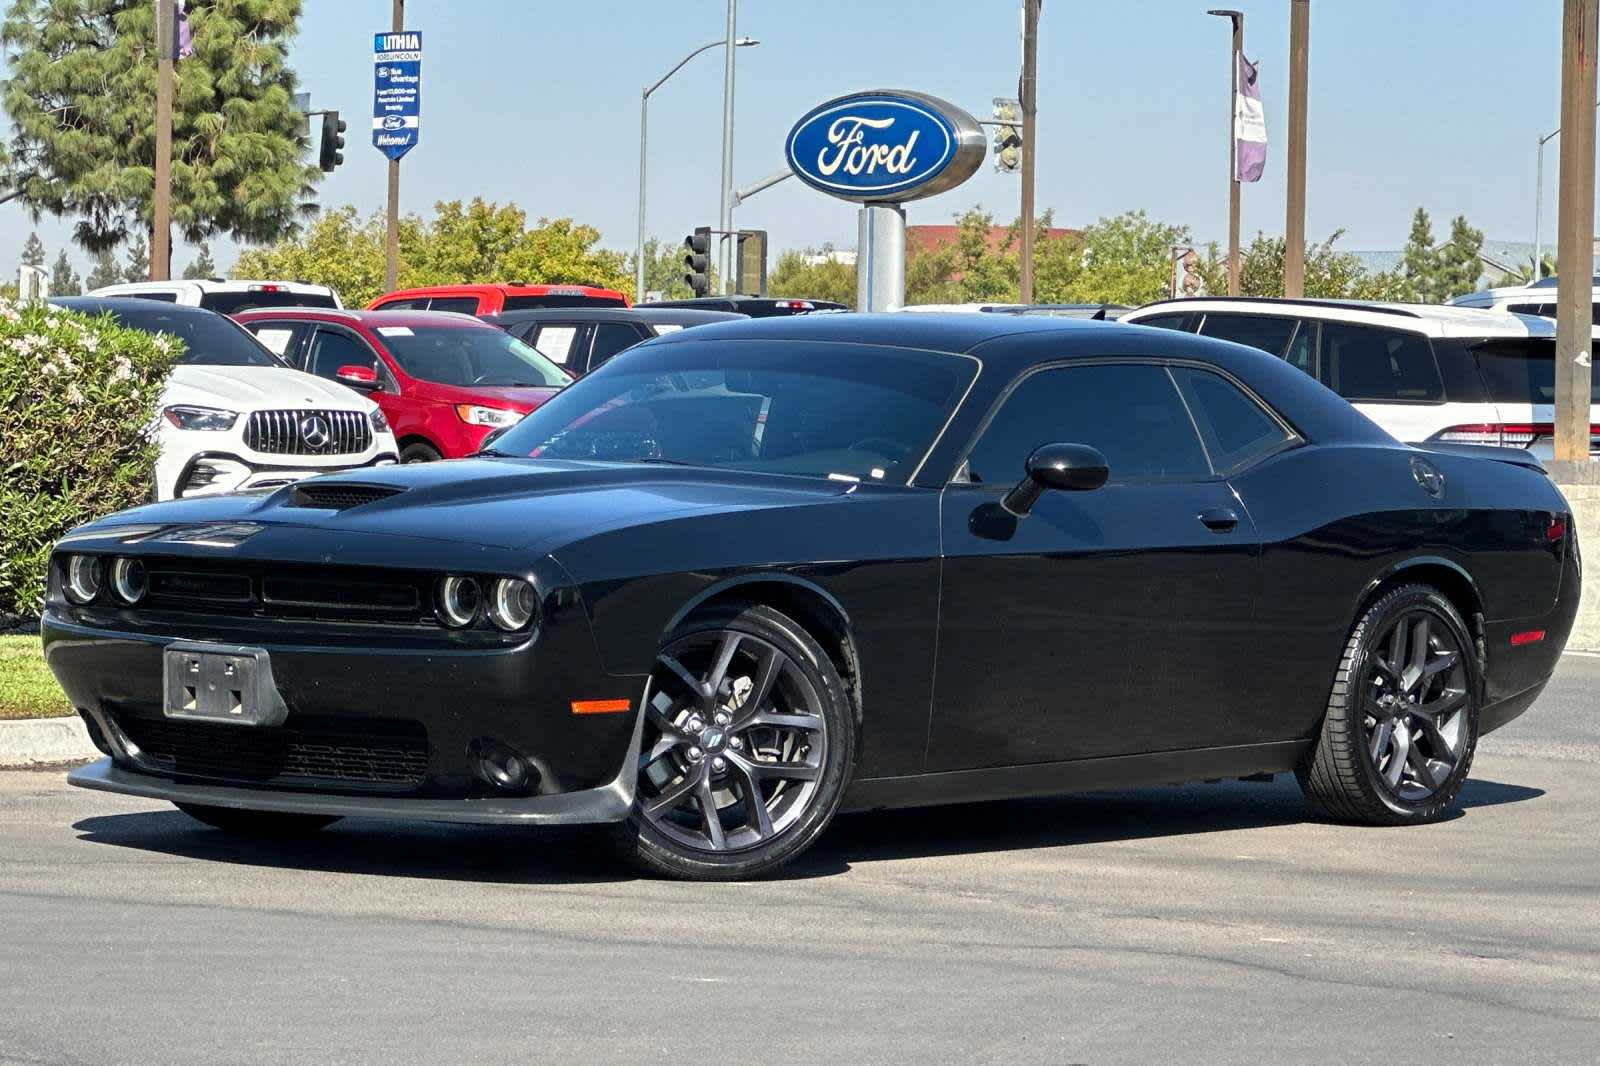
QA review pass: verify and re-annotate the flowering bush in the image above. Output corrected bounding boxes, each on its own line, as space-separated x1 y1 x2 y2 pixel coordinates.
0 300 179 617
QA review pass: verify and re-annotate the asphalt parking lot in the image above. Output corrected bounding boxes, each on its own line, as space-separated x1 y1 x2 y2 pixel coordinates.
2 655 1595 1066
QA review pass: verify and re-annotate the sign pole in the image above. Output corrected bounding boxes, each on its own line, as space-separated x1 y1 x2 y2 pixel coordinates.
1018 0 1040 304
1227 12 1243 296
857 205 906 312
153 0 176 282
718 0 738 294
1554 0 1597 467
1283 0 1309 298
384 0 404 293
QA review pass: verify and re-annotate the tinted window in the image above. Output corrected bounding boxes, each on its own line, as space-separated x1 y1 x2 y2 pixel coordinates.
964 364 1210 485
379 326 568 387
1199 313 1299 357
589 322 645 370
1133 313 1195 332
203 291 337 314
372 297 427 311
127 291 179 303
110 308 283 367
1506 302 1556 319
1171 367 1292 474
488 341 975 483
306 329 376 380
1283 320 1316 377
1473 340 1600 404
427 297 478 313
501 294 628 310
1319 323 1442 402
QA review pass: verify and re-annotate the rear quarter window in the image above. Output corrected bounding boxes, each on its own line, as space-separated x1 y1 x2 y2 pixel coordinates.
1318 322 1443 403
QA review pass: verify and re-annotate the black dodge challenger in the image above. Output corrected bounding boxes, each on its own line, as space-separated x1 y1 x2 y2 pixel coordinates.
45 313 1580 879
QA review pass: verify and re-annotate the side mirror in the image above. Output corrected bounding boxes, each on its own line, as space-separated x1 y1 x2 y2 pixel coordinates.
336 364 378 390
1001 443 1109 516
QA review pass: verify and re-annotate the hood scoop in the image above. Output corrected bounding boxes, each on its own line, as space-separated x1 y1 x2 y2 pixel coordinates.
287 482 406 511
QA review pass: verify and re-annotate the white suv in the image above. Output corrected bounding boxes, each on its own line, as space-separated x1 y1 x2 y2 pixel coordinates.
1121 298 1598 459
88 279 342 314
55 297 397 499
1448 276 1600 323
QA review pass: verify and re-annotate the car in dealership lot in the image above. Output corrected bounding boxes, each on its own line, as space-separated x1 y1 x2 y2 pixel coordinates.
1122 297 1600 458
643 295 846 317
88 279 341 313
52 297 396 500
367 282 630 315
233 308 571 463
488 307 746 375
1448 275 1600 323
46 312 1578 879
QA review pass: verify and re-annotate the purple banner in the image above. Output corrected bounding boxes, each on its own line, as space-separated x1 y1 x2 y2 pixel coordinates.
1234 54 1267 183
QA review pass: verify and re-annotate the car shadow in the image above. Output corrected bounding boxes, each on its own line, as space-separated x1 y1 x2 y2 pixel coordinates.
71 775 1542 884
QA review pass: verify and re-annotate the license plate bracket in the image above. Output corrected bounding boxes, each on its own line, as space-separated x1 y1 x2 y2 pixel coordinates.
162 642 288 727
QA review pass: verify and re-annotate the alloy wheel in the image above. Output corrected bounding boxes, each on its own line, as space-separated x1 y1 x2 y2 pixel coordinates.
1361 608 1470 803
637 628 828 853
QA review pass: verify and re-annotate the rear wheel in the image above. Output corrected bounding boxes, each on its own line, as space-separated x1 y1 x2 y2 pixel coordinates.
400 442 442 463
1297 584 1479 825
615 603 855 880
175 803 341 836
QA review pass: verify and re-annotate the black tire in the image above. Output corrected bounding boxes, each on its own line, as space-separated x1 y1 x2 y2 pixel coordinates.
175 803 341 836
614 602 856 880
400 441 442 463
1297 583 1480 825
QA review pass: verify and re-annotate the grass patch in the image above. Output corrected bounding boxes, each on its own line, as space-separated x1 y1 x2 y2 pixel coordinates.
0 635 69 720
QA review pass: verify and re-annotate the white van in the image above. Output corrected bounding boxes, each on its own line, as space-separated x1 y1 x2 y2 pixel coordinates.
1448 276 1600 322
88 279 342 314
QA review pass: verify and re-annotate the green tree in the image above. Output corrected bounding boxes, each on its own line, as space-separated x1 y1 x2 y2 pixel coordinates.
84 249 120 291
122 232 148 282
48 248 80 295
1051 210 1188 305
19 230 45 268
1400 207 1443 302
628 237 697 300
1435 215 1484 301
0 0 319 254
1196 229 1408 301
182 240 217 280
768 248 856 307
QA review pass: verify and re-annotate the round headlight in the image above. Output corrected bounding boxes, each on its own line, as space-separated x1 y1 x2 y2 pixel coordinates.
436 575 481 628
65 555 103 604
487 578 539 631
110 557 148 604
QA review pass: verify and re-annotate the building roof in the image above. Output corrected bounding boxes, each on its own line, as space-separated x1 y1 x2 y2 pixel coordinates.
905 224 1078 256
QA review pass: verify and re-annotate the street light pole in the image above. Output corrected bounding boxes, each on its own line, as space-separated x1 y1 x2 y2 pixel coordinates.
634 36 757 304
1208 9 1243 296
1532 104 1599 282
1017 0 1040 304
1283 0 1310 298
153 0 176 281
719 0 738 294
1553 0 1597 467
385 0 404 292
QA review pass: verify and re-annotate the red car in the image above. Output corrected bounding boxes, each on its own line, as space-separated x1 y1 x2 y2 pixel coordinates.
233 308 571 462
367 282 630 315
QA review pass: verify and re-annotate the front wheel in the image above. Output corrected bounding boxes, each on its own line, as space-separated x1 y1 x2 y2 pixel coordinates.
1297 584 1480 825
400 442 442 463
614 603 855 880
175 803 341 836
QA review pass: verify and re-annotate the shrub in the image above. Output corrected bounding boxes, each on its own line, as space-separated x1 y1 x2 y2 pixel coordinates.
0 301 178 616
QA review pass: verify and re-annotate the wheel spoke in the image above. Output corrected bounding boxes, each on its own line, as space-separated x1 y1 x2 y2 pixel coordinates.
641 733 680 768
1406 742 1441 790
730 759 775 839
1401 616 1432 693
1420 649 1460 680
1411 713 1457 763
695 776 727 849
727 749 820 783
643 764 704 818
732 644 783 726
706 633 742 700
1363 693 1395 720
747 709 825 733
1369 719 1394 762
1419 688 1467 719
1384 728 1409 789
1387 617 1408 678
657 654 710 707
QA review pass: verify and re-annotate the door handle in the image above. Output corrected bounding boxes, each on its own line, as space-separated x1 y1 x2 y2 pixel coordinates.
1198 507 1240 533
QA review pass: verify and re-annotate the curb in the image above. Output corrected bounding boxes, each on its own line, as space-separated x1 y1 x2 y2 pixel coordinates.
0 715 98 769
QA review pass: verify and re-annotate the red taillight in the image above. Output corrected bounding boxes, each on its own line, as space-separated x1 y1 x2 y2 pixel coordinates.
1509 630 1547 646
247 283 283 294
776 300 814 310
1547 517 1568 543
1433 423 1600 449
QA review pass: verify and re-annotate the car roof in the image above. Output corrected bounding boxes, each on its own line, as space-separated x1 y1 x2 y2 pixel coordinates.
88 279 335 294
52 295 220 320
1126 296 1557 339
644 296 847 310
631 307 749 325
488 307 651 326
233 307 492 329
375 282 625 298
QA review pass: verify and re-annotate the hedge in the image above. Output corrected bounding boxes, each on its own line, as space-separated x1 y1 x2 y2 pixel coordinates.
0 301 179 616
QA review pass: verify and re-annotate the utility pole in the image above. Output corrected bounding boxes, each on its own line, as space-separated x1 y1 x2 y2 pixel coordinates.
1018 0 1041 303
1554 0 1597 466
718 0 738 294
385 0 404 292
1208 10 1244 296
1283 0 1309 297
152 0 176 281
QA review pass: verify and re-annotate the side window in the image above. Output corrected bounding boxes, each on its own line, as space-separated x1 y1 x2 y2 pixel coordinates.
1133 313 1196 332
963 364 1211 486
1318 323 1443 403
1197 313 1299 357
1507 302 1557 319
1171 367 1294 475
427 297 478 314
588 322 646 371
373 297 426 311
305 329 378 381
129 291 180 303
1283 320 1316 377
530 323 587 366
245 323 306 364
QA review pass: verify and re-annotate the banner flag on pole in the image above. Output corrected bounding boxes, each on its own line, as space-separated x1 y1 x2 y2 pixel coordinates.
1234 54 1267 182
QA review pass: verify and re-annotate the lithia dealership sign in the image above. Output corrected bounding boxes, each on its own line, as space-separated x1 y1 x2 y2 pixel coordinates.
785 91 984 309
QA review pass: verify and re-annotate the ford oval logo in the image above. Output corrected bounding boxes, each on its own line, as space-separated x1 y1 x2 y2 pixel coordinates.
382 114 404 131
785 90 985 203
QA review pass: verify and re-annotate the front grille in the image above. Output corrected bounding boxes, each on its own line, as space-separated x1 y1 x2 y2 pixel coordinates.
245 409 372 456
115 713 430 790
288 483 404 510
135 557 434 623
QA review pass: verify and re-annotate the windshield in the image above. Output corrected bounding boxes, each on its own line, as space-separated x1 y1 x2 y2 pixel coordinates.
487 339 976 483
379 326 570 387
114 309 285 368
1474 340 1600 404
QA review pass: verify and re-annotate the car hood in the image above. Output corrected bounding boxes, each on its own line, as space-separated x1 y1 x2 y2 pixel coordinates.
163 365 375 412
77 459 851 554
404 380 563 413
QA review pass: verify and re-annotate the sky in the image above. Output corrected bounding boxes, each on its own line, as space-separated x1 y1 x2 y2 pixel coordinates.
0 0 1580 281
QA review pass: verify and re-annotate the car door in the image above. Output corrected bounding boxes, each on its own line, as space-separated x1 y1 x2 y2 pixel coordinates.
304 326 400 427
927 361 1266 771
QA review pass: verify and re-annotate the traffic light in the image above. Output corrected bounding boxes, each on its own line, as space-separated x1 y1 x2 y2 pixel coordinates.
319 110 348 172
992 97 1022 173
735 229 768 296
683 226 712 297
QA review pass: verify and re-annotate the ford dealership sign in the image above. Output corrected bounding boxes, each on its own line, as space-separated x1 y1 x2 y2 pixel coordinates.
785 90 985 203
